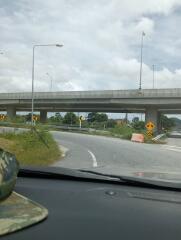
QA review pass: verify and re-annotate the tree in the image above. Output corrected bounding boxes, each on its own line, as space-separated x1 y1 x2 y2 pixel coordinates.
87 112 97 122
63 112 77 124
55 112 62 122
132 121 145 130
48 113 62 123
87 112 108 122
160 115 175 130
95 113 108 122
26 113 32 122
132 117 139 123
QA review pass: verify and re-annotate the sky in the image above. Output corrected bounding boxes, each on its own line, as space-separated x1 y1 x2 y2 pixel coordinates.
1 0 181 93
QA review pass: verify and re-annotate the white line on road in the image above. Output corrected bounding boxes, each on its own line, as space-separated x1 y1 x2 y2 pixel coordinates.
88 150 98 167
162 145 181 153
165 148 181 153
163 145 181 149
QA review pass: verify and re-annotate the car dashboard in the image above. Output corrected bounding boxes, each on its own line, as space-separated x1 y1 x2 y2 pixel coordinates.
2 174 181 240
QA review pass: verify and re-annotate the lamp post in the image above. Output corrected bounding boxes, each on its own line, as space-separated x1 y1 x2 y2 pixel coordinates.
31 44 63 126
139 32 146 90
152 64 155 89
46 72 53 92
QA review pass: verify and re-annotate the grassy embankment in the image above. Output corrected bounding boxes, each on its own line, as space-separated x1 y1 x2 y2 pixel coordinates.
87 125 166 143
0 129 61 166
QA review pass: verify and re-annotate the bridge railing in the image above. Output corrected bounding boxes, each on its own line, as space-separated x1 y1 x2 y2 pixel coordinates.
0 88 181 99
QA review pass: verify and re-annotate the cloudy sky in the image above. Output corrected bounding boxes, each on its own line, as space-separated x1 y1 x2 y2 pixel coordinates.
1 0 181 93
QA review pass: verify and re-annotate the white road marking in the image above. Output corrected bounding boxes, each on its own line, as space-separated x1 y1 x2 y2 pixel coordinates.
163 145 181 149
162 145 181 153
167 148 181 153
87 150 98 167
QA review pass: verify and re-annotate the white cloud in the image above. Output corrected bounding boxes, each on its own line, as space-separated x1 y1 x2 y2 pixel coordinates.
0 0 181 92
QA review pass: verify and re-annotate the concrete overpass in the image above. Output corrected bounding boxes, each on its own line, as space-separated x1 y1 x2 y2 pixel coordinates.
0 88 181 132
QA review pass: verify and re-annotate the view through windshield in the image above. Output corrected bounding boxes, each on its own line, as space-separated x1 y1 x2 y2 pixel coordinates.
1 0 181 184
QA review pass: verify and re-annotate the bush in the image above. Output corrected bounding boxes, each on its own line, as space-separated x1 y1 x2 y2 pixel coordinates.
132 121 145 130
106 119 117 128
111 125 134 139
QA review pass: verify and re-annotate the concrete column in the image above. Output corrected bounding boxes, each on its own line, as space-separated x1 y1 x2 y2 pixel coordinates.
157 112 162 134
40 110 47 123
6 106 16 119
145 107 159 134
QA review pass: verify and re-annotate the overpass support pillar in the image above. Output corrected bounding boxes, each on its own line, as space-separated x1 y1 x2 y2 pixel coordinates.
40 110 47 123
157 112 162 134
145 107 160 134
6 106 16 119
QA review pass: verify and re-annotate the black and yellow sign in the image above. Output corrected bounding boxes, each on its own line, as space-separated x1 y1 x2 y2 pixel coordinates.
33 116 38 121
0 114 6 121
79 116 85 121
145 121 155 131
146 131 153 138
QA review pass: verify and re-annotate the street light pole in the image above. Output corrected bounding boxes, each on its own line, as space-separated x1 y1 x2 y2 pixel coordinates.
31 46 35 126
139 32 145 90
152 64 155 89
31 44 63 126
46 73 53 92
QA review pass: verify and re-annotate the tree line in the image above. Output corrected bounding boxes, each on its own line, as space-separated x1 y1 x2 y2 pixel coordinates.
7 112 176 131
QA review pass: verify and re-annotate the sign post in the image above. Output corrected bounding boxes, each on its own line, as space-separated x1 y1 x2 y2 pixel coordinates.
79 116 83 129
145 121 155 138
33 115 38 126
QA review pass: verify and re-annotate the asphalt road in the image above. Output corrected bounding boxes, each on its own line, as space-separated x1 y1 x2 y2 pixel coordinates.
51 131 181 176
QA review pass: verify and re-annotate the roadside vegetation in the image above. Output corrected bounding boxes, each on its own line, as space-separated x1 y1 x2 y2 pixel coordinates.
0 129 61 166
48 112 176 143
0 111 177 144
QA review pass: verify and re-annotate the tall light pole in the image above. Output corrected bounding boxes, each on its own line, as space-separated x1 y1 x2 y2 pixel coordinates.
139 32 146 90
152 64 155 89
46 72 53 92
31 44 63 126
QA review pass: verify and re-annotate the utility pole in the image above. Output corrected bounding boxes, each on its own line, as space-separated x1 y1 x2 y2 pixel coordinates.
139 32 146 90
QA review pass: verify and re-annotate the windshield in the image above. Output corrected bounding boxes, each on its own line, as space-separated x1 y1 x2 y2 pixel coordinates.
1 0 181 185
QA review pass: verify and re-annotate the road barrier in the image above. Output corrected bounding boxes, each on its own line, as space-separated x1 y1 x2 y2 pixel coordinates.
152 134 165 141
131 133 144 143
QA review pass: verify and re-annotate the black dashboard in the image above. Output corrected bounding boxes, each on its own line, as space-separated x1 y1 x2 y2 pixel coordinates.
2 174 181 240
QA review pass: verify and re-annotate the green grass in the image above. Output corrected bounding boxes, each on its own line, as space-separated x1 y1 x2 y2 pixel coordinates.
0 130 61 166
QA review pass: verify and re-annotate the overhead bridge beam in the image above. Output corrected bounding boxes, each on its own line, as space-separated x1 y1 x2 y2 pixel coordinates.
0 89 181 130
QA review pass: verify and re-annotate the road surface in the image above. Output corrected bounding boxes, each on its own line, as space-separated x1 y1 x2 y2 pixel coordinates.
51 131 181 176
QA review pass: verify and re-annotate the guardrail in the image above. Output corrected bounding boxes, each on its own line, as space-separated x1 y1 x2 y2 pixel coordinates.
49 125 88 131
48 125 109 134
0 126 29 134
152 134 166 141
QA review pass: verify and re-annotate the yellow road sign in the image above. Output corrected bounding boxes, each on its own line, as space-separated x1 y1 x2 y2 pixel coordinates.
79 116 85 121
146 130 153 138
145 121 155 131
